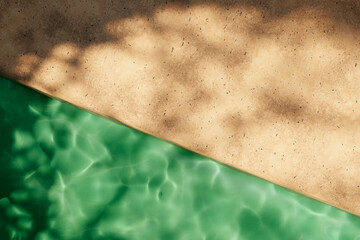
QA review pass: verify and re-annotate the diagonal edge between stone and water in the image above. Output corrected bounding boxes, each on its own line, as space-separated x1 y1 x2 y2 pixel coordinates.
1 0 360 216
1 76 360 240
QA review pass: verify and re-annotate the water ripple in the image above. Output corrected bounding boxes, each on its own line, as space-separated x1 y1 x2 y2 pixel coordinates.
1 77 360 239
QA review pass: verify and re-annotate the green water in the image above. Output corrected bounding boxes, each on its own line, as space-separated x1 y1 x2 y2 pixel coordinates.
0 77 360 240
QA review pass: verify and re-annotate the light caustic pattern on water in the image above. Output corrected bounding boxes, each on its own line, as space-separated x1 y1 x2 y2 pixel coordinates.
1 77 360 240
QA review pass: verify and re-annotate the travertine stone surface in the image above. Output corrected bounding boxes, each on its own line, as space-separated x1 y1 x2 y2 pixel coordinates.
1 0 360 215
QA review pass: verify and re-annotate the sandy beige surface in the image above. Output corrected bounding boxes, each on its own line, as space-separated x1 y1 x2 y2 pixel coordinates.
1 0 360 216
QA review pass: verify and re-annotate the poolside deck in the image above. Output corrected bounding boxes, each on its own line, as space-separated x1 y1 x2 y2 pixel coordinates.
1 0 360 216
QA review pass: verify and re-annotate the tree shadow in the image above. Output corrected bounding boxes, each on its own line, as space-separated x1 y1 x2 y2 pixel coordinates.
1 0 360 220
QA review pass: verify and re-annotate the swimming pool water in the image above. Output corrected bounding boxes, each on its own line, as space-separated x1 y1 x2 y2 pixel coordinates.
1 77 360 239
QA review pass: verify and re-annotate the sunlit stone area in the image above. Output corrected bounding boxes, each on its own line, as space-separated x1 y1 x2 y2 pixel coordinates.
2 0 360 216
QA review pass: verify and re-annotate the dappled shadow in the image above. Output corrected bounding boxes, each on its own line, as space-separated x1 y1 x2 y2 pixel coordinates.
2 0 360 139
1 0 360 76
2 0 360 216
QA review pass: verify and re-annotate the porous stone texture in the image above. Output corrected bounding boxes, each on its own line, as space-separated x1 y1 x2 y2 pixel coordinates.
1 0 360 216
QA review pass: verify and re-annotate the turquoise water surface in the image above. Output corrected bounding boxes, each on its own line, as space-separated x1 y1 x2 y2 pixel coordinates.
1 77 360 240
